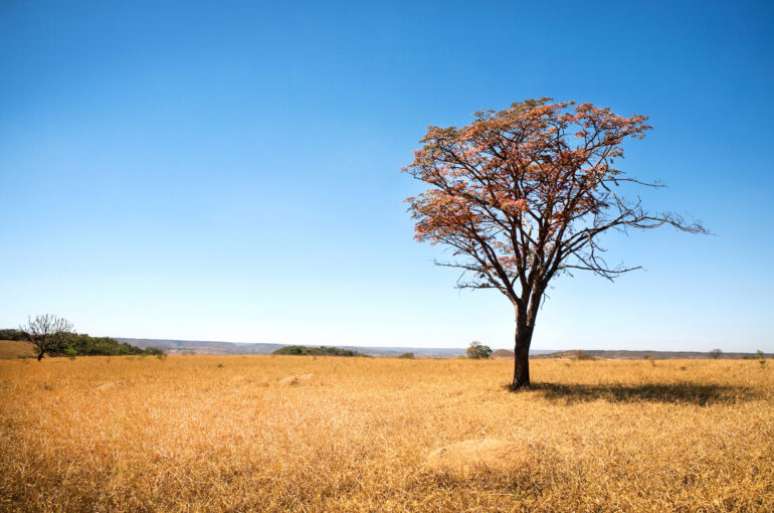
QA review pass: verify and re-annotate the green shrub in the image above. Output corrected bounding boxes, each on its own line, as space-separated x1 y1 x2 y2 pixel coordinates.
273 345 364 357
466 342 493 359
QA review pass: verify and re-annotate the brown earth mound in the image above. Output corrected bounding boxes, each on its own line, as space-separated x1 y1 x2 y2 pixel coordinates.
491 349 514 359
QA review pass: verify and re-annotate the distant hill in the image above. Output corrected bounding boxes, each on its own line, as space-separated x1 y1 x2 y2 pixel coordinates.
119 338 558 357
119 338 284 355
120 338 465 357
540 349 772 360
117 338 770 359
491 349 515 358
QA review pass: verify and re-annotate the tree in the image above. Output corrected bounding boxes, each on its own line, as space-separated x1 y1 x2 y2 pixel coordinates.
20 314 74 361
466 341 493 359
756 350 767 368
710 348 723 359
404 99 705 389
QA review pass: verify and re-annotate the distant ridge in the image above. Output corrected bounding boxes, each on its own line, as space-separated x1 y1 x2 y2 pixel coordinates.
118 338 553 358
539 349 772 360
117 338 284 355
116 338 770 359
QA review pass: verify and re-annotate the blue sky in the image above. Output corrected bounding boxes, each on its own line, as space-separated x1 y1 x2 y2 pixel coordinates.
1 1 772 352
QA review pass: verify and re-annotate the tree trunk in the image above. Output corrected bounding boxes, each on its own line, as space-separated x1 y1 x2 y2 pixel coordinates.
36 350 44 361
512 324 534 390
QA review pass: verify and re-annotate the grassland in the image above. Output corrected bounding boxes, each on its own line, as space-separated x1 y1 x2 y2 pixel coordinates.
0 356 771 513
0 340 34 359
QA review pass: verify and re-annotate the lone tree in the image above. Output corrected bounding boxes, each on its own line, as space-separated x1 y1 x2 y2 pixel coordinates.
466 341 493 359
405 99 705 389
20 314 74 361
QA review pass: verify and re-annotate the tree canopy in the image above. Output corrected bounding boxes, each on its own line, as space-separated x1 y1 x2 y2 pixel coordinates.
466 342 493 359
405 99 705 388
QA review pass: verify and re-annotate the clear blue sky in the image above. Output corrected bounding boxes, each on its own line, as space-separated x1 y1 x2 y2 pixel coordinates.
1 1 772 352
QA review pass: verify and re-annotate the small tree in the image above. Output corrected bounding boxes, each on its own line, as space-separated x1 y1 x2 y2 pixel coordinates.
20 314 74 361
709 348 723 359
466 341 493 359
405 99 705 388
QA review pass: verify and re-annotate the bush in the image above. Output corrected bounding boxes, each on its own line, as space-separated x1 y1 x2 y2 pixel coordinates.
273 345 364 357
466 342 493 359
398 352 415 359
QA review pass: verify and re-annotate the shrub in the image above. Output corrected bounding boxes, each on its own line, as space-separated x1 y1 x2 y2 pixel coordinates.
398 352 415 359
466 341 493 360
273 345 364 357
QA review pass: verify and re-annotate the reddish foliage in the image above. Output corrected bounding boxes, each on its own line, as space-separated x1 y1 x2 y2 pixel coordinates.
404 98 704 386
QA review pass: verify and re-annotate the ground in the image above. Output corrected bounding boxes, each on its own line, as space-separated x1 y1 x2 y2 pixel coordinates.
0 340 34 359
0 355 771 513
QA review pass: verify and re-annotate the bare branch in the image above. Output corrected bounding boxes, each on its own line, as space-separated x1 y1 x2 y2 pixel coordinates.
404 98 706 335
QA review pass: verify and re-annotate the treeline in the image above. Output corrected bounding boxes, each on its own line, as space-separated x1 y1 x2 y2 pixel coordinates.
273 345 365 357
0 329 28 341
57 333 164 357
0 329 163 357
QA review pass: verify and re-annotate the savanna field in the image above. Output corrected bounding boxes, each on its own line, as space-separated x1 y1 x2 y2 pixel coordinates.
0 355 772 513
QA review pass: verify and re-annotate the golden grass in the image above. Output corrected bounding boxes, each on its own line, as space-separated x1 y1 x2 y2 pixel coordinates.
0 356 772 512
0 340 34 359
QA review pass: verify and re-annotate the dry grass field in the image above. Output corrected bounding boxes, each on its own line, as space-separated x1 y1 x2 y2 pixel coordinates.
0 341 35 360
0 355 772 513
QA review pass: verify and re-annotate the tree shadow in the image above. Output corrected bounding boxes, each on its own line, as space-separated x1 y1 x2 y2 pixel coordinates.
522 382 758 406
